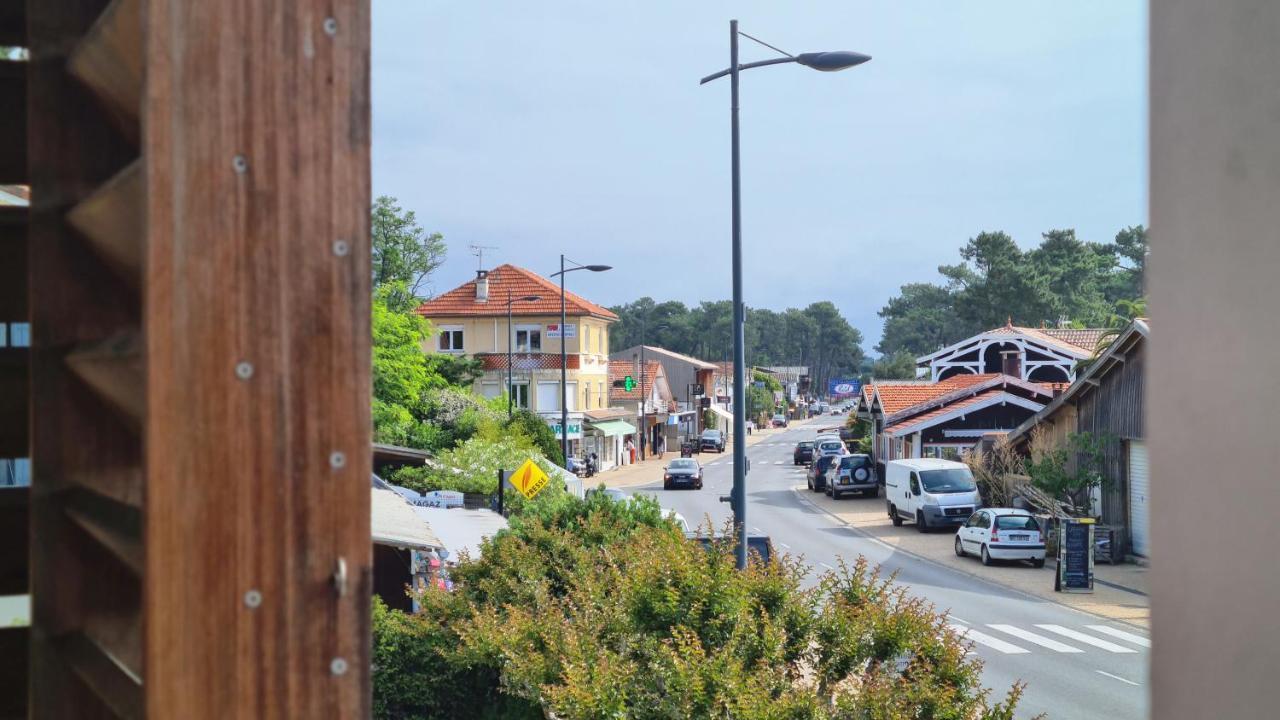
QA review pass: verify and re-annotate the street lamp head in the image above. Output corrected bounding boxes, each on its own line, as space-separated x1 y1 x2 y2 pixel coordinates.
584 264 612 272
795 51 871 72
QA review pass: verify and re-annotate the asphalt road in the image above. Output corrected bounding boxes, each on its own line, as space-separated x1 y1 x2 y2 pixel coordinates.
634 423 1149 720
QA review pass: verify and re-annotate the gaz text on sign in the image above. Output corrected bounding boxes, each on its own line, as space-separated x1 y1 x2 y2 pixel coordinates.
511 458 550 500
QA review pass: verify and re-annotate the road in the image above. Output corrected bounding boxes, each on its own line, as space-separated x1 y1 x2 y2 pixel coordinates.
632 422 1148 720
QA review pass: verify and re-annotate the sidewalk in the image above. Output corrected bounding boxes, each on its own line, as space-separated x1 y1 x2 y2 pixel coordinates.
595 422 803 490
794 485 1151 628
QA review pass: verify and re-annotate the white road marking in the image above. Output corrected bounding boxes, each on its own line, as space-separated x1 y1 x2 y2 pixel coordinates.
1086 625 1151 648
1035 625 1137 653
778 542 791 550
948 615 970 625
1095 670 1141 686
948 624 1030 654
819 562 835 571
987 624 1083 653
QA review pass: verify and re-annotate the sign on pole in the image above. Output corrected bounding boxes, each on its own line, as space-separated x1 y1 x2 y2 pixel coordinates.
623 375 635 392
827 378 862 398
510 458 551 500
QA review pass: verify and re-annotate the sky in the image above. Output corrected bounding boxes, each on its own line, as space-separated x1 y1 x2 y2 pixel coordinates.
372 2 1147 354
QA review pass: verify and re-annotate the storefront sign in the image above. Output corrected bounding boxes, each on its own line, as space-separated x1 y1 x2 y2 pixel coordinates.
510 458 551 500
827 378 862 397
545 323 577 339
546 419 583 440
1057 518 1095 593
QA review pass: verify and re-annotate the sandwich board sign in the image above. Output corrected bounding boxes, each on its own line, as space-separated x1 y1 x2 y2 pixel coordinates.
510 458 550 500
1056 518 1095 593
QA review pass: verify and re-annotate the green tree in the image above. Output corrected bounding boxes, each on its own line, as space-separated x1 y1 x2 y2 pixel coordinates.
505 407 564 467
372 497 1024 719
876 282 956 355
371 195 447 297
870 349 919 380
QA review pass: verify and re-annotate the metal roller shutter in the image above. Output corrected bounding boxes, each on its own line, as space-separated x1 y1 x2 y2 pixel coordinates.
1128 440 1150 556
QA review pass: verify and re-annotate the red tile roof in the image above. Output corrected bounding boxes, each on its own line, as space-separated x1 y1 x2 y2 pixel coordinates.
415 264 618 320
870 374 997 414
1037 327 1109 353
884 388 1024 436
608 360 663 402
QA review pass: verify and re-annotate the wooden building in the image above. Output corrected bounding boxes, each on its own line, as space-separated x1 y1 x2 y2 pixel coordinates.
2 1 373 717
915 321 1105 383
1007 319 1149 557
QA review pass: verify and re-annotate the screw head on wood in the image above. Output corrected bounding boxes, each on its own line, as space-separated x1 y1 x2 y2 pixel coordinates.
243 589 263 608
329 451 346 469
323 18 338 36
329 657 348 676
332 240 350 257
235 361 254 380
232 155 248 174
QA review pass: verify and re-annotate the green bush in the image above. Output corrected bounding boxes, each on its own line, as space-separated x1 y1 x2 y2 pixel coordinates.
373 497 1024 719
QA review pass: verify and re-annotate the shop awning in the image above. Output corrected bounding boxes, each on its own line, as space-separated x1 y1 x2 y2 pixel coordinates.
707 405 734 423
587 419 638 437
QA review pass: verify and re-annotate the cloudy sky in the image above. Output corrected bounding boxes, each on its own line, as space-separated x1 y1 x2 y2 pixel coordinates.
372 2 1147 352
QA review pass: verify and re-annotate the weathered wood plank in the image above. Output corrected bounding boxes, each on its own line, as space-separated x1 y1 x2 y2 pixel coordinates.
144 1 372 717
0 626 30 719
0 59 26 183
65 330 143 425
0 487 27 595
62 487 142 575
27 0 144 717
52 631 143 720
66 0 141 145
66 159 142 286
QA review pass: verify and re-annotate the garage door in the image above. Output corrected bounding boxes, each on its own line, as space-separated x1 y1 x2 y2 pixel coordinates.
1128 440 1150 557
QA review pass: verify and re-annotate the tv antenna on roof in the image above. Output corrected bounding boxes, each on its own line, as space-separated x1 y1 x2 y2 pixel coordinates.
469 244 498 273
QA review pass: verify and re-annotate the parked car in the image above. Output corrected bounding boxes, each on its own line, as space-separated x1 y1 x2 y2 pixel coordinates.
806 454 839 493
814 438 846 458
955 508 1046 567
686 531 775 565
771 413 788 428
699 429 726 453
793 440 816 465
663 458 703 490
884 458 982 532
827 454 877 499
586 487 629 503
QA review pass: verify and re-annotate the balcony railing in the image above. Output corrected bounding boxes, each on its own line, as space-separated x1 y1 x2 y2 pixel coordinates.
476 352 579 371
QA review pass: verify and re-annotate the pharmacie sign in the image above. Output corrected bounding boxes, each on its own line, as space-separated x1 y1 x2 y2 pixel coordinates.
545 418 583 440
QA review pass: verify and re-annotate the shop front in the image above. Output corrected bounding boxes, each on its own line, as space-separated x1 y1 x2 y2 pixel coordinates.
583 416 637 471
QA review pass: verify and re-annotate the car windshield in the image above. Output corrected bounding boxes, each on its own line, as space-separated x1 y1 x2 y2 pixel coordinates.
669 459 697 470
819 442 843 452
839 456 869 469
919 468 977 493
798 441 814 449
702 430 721 439
995 515 1039 531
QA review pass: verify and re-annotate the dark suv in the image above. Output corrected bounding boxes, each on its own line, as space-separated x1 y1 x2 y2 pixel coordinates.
793 441 815 465
806 454 839 493
699 429 725 453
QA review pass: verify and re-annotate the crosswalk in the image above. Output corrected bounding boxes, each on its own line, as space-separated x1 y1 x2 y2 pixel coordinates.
949 622 1149 655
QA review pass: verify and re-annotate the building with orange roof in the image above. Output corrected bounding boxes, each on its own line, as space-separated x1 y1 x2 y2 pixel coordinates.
415 265 618 459
915 321 1105 383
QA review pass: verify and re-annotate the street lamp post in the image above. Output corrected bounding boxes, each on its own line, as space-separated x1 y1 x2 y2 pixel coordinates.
701 20 870 569
505 291 542 420
550 256 611 467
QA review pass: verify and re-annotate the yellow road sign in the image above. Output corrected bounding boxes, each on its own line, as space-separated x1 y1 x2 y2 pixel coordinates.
510 458 550 500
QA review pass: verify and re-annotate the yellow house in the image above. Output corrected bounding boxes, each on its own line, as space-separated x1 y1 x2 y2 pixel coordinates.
415 264 617 455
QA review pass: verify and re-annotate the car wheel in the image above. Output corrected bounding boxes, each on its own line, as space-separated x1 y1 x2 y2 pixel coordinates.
832 489 842 500
916 511 929 533
864 487 877 499
663 482 671 491
1032 557 1045 568
954 536 965 557
981 545 993 566
890 505 903 526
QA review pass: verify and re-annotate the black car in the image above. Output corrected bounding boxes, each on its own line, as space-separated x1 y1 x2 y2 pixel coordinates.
699 429 725 453
686 532 775 565
663 458 703 490
793 441 815 465
806 454 839 493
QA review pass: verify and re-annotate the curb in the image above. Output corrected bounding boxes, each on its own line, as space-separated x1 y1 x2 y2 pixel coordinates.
789 486 1151 631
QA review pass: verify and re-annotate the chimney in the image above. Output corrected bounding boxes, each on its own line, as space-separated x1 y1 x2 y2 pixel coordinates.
475 270 489 303
1000 349 1021 378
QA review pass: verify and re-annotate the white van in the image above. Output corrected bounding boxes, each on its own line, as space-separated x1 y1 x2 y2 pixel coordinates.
884 458 981 532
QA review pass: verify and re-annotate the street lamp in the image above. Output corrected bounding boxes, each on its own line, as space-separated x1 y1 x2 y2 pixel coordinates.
549 256 611 467
505 291 542 420
701 20 869 569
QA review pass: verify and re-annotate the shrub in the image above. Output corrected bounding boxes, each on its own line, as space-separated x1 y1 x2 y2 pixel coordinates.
373 497 1024 719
